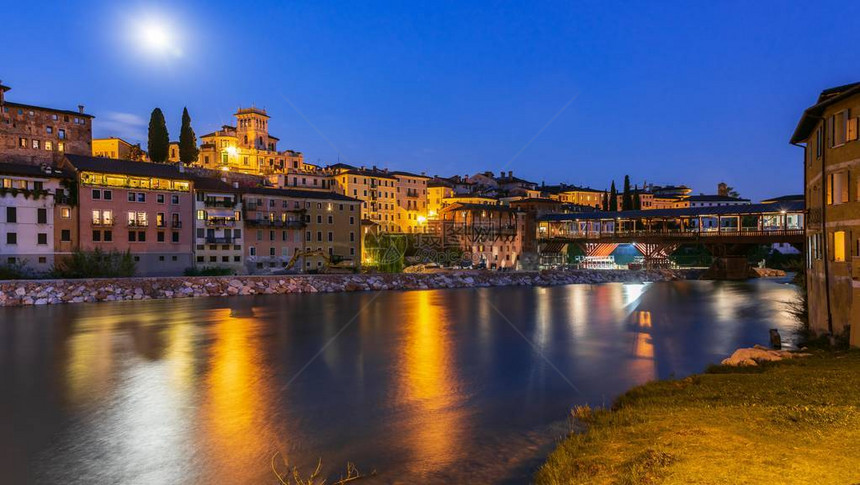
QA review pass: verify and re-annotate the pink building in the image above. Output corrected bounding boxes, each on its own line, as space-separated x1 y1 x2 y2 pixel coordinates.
61 155 195 276
438 202 525 269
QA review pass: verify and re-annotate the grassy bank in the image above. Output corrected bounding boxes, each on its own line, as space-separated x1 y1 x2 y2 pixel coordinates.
536 351 860 484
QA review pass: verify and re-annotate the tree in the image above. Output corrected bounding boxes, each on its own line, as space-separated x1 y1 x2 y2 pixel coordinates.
633 184 642 210
178 107 199 164
622 175 632 210
609 181 618 211
726 186 741 198
602 190 609 211
147 108 169 163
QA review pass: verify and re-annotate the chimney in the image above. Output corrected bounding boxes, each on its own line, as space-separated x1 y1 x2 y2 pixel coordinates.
78 105 85 114
499 171 504 178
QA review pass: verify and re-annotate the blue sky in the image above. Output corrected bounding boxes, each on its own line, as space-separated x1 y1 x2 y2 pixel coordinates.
4 0 859 200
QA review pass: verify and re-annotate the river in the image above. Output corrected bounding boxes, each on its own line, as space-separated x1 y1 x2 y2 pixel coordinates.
0 279 799 484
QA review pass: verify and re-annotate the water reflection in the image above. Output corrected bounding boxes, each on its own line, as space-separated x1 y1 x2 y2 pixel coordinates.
0 280 800 484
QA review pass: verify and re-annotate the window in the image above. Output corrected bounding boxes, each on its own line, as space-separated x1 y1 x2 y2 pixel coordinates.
249 247 256 256
61 207 71 219
58 129 65 139
138 193 146 203
104 190 112 200
171 195 179 204
138 231 146 242
6 233 17 245
37 233 47 245
18 137 27 148
826 171 849 205
157 231 165 242
61 229 71 242
172 231 179 243
45 141 53 151
157 213 165 227
32 139 40 149
6 207 16 223
58 142 64 152
128 231 136 242
158 194 165 204
104 230 112 242
92 189 101 200
37 208 47 224
833 231 846 262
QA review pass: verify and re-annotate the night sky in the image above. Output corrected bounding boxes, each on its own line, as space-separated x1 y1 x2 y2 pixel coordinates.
4 0 859 200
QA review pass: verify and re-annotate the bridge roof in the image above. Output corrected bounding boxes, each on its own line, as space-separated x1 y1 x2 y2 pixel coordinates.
538 201 804 222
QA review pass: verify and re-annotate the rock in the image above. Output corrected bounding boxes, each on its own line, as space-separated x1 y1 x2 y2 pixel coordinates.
721 347 811 366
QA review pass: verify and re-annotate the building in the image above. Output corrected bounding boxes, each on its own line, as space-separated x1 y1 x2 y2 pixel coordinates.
427 179 454 219
0 162 71 273
0 81 93 164
193 107 304 175
790 81 860 346
392 171 430 233
61 154 196 276
685 194 751 208
542 184 604 209
438 202 525 269
329 165 400 232
241 187 361 273
92 137 146 161
193 177 245 273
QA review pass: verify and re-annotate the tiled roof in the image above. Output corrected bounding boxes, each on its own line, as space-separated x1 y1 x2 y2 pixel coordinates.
791 82 860 144
391 170 430 179
2 101 94 118
64 155 193 179
0 161 73 178
243 186 362 202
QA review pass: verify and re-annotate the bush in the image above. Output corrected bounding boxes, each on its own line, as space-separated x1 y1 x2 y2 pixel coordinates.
53 249 137 278
0 260 31 280
183 266 234 276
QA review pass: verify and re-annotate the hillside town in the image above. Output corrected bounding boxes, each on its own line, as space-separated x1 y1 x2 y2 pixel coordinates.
0 80 802 278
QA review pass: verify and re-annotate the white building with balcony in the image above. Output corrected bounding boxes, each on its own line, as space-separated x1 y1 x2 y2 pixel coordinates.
193 178 244 273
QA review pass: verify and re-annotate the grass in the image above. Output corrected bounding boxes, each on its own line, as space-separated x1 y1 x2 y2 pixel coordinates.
535 350 860 485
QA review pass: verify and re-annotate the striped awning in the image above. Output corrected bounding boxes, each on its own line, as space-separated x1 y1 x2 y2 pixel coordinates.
540 241 568 253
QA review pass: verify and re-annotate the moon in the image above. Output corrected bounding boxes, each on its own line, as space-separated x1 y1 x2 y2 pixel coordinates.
135 18 182 58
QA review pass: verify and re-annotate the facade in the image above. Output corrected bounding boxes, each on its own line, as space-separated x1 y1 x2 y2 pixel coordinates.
0 82 93 165
791 81 860 346
93 137 146 161
61 155 195 276
193 177 245 273
194 107 304 175
242 187 361 273
330 165 400 232
392 171 430 233
684 194 750 208
427 180 454 219
543 184 604 209
438 202 525 269
0 163 70 272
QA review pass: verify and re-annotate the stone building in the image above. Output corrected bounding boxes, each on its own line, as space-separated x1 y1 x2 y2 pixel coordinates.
791 81 860 346
0 162 71 273
0 81 93 164
241 187 361 273
191 107 304 175
438 202 526 269
60 154 196 276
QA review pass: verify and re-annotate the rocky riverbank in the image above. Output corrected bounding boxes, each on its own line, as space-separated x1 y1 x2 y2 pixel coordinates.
0 268 700 307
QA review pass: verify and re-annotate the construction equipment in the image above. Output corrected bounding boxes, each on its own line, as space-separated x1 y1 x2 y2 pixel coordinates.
281 249 355 274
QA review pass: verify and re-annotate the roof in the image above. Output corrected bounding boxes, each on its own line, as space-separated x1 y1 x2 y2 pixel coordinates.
2 101 94 118
191 176 240 192
340 168 397 180
791 82 860 144
0 161 72 178
63 154 193 179
327 163 356 170
542 184 603 194
761 194 804 204
686 195 750 202
235 107 269 118
440 202 520 213
243 186 361 202
539 201 805 222
391 170 430 179
509 197 562 204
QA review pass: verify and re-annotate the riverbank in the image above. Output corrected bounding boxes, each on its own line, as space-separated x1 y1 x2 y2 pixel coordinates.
0 268 701 306
535 350 860 484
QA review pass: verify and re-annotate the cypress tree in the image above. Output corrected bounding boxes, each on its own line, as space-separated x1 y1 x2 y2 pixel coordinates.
622 175 632 210
147 108 169 163
609 181 618 211
179 107 199 164
602 190 609 211
633 184 642 210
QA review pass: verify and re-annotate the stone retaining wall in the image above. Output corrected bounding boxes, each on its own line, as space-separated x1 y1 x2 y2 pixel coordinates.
0 269 700 307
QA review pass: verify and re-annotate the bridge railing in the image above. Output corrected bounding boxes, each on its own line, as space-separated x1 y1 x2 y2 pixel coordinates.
542 228 804 240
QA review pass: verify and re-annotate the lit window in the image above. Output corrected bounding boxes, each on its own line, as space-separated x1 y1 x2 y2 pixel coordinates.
834 231 846 262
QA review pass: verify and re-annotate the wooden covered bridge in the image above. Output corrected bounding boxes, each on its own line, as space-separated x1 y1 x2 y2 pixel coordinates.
536 201 805 278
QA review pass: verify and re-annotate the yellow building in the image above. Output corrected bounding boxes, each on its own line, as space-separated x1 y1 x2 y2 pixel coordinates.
191 107 305 175
791 81 860 346
542 184 604 209
427 181 455 219
330 165 400 232
92 137 146 161
392 171 430 233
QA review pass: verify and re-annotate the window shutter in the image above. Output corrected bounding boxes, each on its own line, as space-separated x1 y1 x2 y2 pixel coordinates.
848 117 859 142
842 172 850 203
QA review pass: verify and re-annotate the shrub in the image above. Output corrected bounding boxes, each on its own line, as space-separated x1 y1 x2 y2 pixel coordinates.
53 249 137 278
184 266 234 276
0 260 31 280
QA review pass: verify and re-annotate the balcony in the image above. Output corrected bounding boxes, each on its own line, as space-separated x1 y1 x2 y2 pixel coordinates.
127 220 149 227
406 190 420 198
206 217 238 227
203 199 237 208
91 219 115 226
245 218 306 229
204 236 240 244
172 221 183 228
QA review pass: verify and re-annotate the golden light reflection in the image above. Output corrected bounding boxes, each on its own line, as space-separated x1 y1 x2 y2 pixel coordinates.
201 308 272 482
65 314 118 406
399 291 467 471
630 310 656 381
